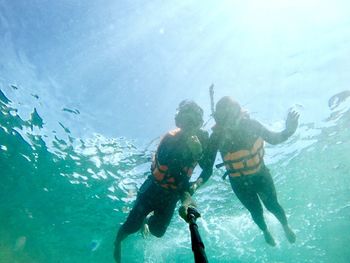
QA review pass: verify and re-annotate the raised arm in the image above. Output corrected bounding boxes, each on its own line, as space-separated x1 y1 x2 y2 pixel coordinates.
259 110 300 145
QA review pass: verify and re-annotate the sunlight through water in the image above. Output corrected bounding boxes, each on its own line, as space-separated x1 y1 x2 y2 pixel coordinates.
1 0 350 262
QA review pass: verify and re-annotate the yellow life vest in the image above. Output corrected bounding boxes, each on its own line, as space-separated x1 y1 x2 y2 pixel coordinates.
219 137 264 178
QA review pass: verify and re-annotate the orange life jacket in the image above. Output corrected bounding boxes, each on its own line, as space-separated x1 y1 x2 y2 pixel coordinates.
151 156 197 190
217 137 264 178
151 128 197 190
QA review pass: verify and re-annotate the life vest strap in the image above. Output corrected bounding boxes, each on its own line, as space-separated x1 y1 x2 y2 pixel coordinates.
222 163 262 180
217 145 264 168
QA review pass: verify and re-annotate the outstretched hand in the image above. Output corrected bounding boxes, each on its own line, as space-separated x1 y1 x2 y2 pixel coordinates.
285 110 300 134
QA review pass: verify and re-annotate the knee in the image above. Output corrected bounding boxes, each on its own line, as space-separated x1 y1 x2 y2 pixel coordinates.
250 209 264 221
148 221 167 238
246 204 263 218
248 210 267 231
121 218 144 236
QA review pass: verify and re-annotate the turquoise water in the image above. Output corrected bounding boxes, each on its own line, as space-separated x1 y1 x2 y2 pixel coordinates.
1 83 350 263
1 1 350 262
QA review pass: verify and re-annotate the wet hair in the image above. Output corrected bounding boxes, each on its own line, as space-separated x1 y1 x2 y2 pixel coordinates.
214 96 241 125
175 100 204 130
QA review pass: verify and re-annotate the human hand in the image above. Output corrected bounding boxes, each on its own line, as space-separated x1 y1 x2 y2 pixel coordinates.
179 191 197 222
285 110 300 135
188 178 203 195
179 205 189 222
179 205 198 223
186 135 203 161
188 183 198 196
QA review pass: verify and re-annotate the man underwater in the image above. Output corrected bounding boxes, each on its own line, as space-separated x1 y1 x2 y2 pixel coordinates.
114 100 211 262
191 96 299 246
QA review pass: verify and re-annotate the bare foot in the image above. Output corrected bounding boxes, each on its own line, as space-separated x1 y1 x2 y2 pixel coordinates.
263 230 276 247
283 225 296 243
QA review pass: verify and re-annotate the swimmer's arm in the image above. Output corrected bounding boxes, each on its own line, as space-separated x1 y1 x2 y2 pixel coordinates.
192 133 219 192
256 111 300 145
178 191 197 222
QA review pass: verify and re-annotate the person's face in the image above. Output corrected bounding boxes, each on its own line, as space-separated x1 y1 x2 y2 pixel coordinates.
216 106 242 129
227 109 242 129
178 110 203 135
